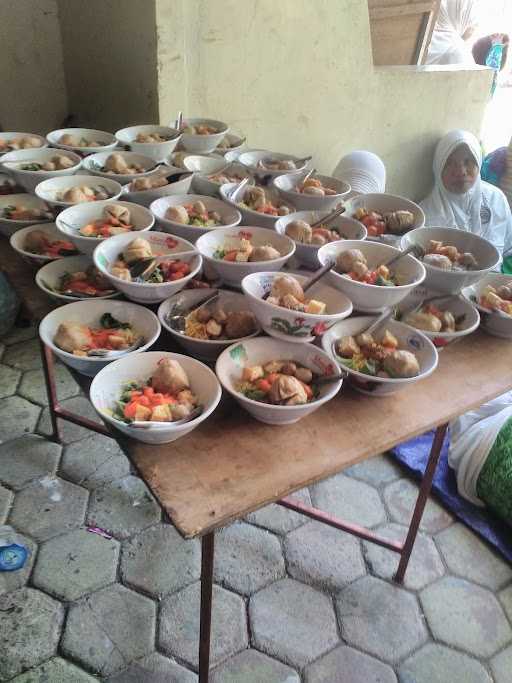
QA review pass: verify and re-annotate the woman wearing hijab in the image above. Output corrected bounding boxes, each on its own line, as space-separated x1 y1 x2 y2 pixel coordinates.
426 0 480 65
420 129 512 257
332 151 386 196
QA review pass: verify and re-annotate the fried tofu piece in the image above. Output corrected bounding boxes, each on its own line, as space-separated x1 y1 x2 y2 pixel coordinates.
305 299 326 314
242 365 264 382
338 335 360 357
150 404 172 422
380 329 398 348
135 404 152 421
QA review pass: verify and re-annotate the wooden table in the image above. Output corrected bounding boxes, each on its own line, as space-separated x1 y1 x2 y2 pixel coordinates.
4 240 512 682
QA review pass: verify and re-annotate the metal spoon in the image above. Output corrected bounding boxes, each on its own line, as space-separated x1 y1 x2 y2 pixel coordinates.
229 177 249 204
310 205 346 229
382 244 425 270
312 373 344 386
87 336 145 357
128 251 199 281
128 405 203 429
262 259 334 301
165 290 220 333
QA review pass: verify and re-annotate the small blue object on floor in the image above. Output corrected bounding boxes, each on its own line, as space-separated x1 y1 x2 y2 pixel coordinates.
391 430 512 563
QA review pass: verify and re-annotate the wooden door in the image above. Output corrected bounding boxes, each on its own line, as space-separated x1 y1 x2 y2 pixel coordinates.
368 0 441 66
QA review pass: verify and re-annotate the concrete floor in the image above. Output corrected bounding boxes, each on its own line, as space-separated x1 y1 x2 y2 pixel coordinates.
0 323 511 682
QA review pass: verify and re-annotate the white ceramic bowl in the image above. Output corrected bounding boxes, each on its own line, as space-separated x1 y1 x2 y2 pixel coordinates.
151 193 241 243
220 182 295 230
317 240 426 313
90 351 222 444
94 230 201 304
322 317 438 396
0 132 47 153
237 150 309 178
0 148 82 192
158 288 261 361
184 156 253 197
273 172 350 211
46 128 117 155
35 175 123 208
10 223 78 266
36 255 120 303
216 337 342 425
115 125 181 161
180 118 229 154
39 299 161 376
196 226 296 288
215 133 246 156
82 151 161 184
401 227 501 295
275 211 367 270
396 293 480 349
345 193 426 246
241 271 353 343
121 172 193 207
462 273 512 338
55 199 154 256
0 193 53 238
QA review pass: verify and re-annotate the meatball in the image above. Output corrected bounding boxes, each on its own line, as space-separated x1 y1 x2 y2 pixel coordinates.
285 220 312 244
269 375 308 405
63 187 89 204
270 275 305 302
497 285 512 301
249 245 281 262
165 205 189 224
403 312 442 333
105 153 129 174
423 253 452 270
54 322 93 354
24 229 49 254
383 350 420 378
225 311 258 339
59 133 80 146
336 249 366 273
151 359 190 394
122 237 152 264
459 252 478 270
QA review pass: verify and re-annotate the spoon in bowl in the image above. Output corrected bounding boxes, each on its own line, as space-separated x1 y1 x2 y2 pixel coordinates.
87 336 146 357
229 177 249 204
128 251 199 281
310 205 346 229
127 405 203 430
165 290 220 333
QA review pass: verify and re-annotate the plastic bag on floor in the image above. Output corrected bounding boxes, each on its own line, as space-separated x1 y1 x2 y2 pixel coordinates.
449 392 512 505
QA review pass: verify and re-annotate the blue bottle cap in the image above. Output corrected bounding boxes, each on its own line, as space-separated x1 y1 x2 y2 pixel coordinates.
0 544 28 571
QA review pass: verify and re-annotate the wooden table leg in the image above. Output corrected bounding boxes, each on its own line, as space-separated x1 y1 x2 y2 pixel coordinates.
394 422 448 583
199 531 215 683
40 340 62 444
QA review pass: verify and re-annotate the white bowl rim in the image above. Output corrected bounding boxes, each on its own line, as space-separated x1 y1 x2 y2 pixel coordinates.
56 200 154 244
273 172 351 198
93 231 202 289
1 194 52 225
216 340 342 410
181 118 229 136
196 226 296 264
39 302 161 364
242 271 353 321
327 318 438 384
400 295 481 340
402 226 501 276
115 124 181 144
9 223 73 259
276 213 367 252
91 350 222 429
220 182 295 216
157 292 262 346
318 240 426 291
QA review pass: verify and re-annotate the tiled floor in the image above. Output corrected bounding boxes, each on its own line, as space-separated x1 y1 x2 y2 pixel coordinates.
0 324 511 682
